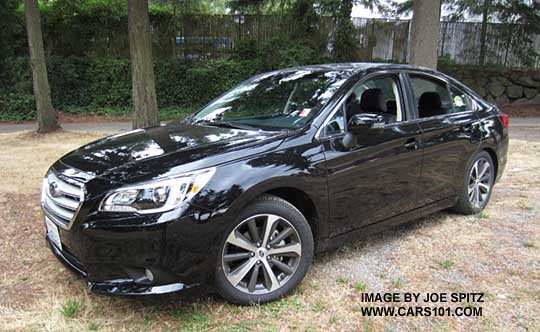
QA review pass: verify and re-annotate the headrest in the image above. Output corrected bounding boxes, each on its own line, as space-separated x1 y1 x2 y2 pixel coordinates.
418 92 443 117
360 88 386 113
346 93 362 119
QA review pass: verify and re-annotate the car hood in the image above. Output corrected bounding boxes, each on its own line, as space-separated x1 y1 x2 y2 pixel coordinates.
59 122 286 185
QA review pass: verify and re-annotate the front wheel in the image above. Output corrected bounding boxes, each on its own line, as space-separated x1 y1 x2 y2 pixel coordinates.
215 195 314 305
453 151 495 215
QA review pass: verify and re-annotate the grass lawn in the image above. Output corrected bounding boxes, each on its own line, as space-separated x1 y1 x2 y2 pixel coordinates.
0 126 539 332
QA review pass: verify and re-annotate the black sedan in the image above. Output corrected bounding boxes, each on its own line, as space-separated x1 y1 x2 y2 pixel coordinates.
41 63 508 304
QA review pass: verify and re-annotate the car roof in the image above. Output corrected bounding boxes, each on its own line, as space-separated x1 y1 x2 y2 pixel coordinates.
274 62 436 75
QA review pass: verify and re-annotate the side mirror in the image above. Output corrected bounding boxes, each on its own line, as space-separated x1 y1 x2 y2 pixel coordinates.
348 113 385 134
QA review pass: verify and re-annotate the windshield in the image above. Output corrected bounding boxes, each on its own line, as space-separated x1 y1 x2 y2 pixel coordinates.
192 69 350 130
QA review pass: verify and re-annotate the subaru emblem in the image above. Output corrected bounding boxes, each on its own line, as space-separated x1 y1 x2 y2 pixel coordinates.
49 182 61 197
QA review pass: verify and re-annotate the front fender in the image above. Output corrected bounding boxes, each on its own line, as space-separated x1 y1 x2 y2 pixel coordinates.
183 141 329 242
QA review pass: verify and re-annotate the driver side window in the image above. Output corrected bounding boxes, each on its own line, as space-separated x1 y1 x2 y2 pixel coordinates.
323 75 404 137
345 76 404 125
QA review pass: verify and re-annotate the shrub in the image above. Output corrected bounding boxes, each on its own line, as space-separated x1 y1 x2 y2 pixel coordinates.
0 92 35 122
48 56 93 108
0 56 262 121
86 57 132 108
0 36 330 122
258 38 328 71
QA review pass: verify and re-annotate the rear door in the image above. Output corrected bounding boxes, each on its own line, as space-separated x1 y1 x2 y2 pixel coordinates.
320 71 423 237
405 72 482 206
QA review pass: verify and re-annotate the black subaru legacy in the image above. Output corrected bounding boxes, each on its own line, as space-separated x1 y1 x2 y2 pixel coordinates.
41 63 508 304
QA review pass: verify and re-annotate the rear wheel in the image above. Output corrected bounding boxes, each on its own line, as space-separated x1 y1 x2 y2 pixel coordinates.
215 195 313 305
453 151 495 215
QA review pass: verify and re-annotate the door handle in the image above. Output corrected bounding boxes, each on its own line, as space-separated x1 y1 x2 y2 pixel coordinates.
463 123 474 133
404 138 419 150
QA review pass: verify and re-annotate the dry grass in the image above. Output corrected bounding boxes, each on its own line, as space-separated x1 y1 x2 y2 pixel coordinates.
0 127 539 332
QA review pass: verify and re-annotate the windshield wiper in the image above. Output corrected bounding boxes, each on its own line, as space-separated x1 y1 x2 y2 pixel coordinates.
194 119 259 131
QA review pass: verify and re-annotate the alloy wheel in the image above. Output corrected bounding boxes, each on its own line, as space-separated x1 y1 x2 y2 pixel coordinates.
222 214 302 295
468 157 492 208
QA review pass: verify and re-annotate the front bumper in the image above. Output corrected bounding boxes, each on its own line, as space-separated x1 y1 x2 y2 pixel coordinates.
46 236 195 295
41 164 231 296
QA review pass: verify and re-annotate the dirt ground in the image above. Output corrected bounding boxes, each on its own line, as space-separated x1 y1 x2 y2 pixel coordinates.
0 126 539 332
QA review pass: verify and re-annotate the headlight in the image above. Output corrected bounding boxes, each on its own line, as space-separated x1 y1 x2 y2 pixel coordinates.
99 168 215 214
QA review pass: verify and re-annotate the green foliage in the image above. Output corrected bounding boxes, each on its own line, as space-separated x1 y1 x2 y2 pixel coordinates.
172 309 211 332
159 107 195 120
332 0 359 61
437 55 461 74
391 277 403 288
231 39 260 61
228 0 272 14
36 0 129 57
0 0 24 57
0 56 262 121
256 38 329 71
477 211 489 219
59 298 84 318
0 54 34 121
0 0 25 84
381 0 540 66
437 55 507 78
87 321 99 331
311 300 327 312
154 57 258 108
523 241 537 249
12 0 517 123
436 259 454 269
86 57 132 108
336 276 350 286
0 92 35 122
0 15 337 122
354 281 367 292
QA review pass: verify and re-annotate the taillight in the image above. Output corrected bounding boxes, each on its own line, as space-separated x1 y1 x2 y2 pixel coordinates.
498 113 509 128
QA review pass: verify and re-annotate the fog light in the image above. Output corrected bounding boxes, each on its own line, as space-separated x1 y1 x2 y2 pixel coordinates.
145 268 154 282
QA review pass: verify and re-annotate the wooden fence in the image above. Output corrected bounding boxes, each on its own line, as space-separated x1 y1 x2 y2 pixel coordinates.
42 15 540 68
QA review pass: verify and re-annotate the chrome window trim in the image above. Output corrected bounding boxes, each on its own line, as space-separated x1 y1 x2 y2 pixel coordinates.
403 110 477 124
314 68 486 140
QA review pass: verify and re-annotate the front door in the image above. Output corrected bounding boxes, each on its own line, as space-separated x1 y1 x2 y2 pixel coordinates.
320 72 423 237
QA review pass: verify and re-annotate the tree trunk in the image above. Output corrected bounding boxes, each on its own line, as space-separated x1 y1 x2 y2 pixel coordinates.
408 0 441 69
128 0 159 129
24 0 59 133
479 0 491 66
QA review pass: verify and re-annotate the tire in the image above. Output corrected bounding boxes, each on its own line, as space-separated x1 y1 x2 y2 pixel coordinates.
453 151 495 215
215 194 314 305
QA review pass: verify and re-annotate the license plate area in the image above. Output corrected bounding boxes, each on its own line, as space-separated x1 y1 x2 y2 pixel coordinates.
45 217 62 250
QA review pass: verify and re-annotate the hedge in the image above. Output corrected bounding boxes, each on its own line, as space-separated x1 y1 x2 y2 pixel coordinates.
0 35 335 122
0 56 261 122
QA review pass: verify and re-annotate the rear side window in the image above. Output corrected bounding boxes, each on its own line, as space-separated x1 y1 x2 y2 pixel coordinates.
450 86 473 113
410 75 452 118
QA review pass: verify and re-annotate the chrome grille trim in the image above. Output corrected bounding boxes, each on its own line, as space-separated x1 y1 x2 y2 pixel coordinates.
41 171 85 230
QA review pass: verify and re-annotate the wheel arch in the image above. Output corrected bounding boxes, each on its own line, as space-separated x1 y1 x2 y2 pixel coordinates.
264 187 320 250
226 180 325 251
481 146 499 181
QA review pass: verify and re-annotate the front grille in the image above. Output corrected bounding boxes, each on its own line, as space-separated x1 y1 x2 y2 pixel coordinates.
42 171 84 229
